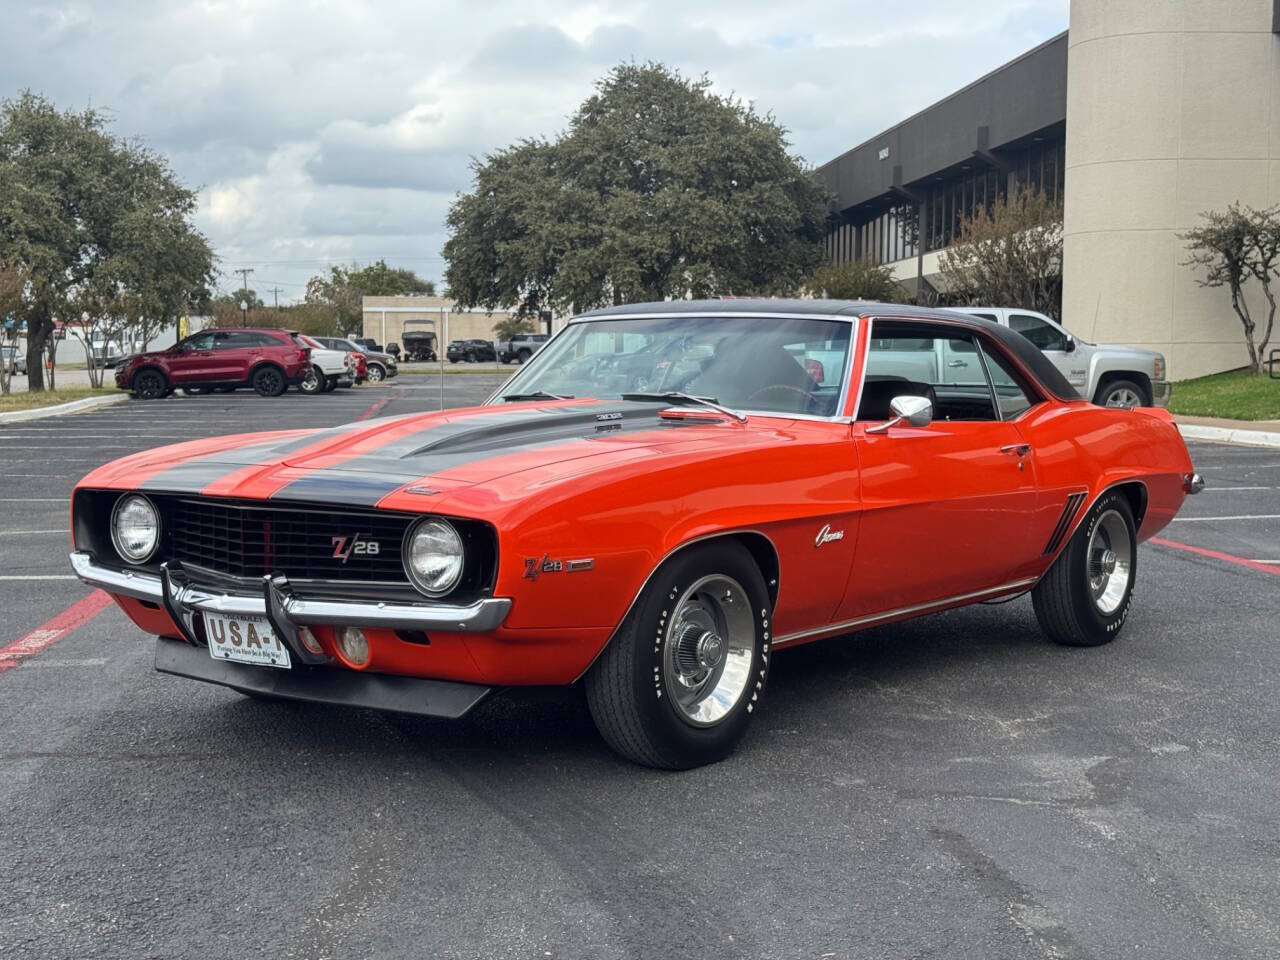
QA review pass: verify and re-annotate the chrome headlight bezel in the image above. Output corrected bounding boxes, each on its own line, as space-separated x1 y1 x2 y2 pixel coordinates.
402 517 465 598
110 493 161 565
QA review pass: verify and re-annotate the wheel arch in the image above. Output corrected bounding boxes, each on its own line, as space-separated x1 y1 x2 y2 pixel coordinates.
249 359 286 380
1044 478 1148 570
130 364 169 386
574 529 781 682
1094 370 1152 405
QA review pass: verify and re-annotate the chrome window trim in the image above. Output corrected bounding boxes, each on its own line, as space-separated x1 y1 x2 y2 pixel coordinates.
488 311 860 423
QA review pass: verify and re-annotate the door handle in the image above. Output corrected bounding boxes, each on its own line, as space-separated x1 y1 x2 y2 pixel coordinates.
947 359 968 368
1000 443 1032 457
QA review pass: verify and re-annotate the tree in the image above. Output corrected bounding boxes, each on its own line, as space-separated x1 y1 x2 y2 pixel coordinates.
805 259 906 303
1183 203 1280 374
938 189 1063 321
0 259 25 395
0 92 214 390
493 314 535 343
444 62 829 316
305 260 435 336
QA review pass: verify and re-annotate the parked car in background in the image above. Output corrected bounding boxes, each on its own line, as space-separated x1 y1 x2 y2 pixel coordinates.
71 300 1200 768
295 334 352 394
311 337 398 383
447 338 497 363
352 337 381 352
114 328 310 399
401 331 437 362
2 344 27 376
385 342 400 361
90 339 125 369
496 332 549 364
949 307 1170 408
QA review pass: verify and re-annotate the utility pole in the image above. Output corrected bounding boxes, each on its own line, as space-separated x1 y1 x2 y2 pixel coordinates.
234 268 254 305
269 287 283 310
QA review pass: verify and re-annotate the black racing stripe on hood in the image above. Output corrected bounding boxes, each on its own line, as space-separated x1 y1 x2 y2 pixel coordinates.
268 402 683 507
134 420 392 495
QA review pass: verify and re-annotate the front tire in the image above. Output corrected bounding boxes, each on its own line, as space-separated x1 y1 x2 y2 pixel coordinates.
1097 379 1148 408
131 369 168 400
252 365 286 397
585 542 770 769
367 363 385 383
1032 491 1137 647
298 365 324 394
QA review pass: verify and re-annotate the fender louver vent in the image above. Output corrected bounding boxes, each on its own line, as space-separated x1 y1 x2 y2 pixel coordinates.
1044 493 1087 555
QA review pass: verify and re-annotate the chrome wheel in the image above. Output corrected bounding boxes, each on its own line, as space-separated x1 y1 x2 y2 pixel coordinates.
1104 387 1141 408
299 365 321 394
367 364 385 382
1087 509 1132 614
662 574 754 726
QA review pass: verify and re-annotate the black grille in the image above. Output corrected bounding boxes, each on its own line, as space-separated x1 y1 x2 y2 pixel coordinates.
165 498 411 582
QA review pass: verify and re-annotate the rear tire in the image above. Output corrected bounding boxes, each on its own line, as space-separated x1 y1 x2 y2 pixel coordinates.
516 349 531 364
322 376 338 392
1032 490 1137 647
252 365 286 397
585 542 770 769
131 369 168 400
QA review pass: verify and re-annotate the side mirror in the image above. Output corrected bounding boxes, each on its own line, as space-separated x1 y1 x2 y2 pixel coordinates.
866 394 934 435
1063 336 1075 354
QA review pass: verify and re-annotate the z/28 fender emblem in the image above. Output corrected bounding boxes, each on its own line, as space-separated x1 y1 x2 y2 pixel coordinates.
331 533 380 562
524 554 594 579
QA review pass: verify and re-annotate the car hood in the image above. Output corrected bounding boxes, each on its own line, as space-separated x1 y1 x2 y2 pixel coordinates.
82 399 769 508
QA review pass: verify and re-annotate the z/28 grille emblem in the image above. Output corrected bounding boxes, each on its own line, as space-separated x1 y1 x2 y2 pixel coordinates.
331 533 380 562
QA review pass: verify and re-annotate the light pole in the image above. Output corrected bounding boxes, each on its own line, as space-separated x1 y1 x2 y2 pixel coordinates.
239 300 248 324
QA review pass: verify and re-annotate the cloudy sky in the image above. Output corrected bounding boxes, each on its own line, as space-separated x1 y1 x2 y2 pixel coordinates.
1 0 1067 302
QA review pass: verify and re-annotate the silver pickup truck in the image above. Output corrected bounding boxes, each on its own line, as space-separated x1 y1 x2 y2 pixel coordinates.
949 307 1170 408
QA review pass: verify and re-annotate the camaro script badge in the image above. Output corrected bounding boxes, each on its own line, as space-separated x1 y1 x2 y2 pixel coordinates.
331 533 380 562
814 523 845 548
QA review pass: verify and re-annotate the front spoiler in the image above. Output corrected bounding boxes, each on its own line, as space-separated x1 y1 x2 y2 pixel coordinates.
154 636 491 718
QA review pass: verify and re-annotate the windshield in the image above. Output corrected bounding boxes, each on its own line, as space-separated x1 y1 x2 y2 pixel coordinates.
499 315 853 417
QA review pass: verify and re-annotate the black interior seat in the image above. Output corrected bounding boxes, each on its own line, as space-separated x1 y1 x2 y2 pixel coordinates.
857 379 936 420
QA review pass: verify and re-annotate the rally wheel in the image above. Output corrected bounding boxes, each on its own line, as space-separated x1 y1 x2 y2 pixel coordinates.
252 365 286 397
1032 490 1137 647
585 541 770 769
132 369 168 400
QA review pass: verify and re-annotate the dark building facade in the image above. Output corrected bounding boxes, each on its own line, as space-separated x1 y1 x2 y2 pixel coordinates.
816 32 1067 291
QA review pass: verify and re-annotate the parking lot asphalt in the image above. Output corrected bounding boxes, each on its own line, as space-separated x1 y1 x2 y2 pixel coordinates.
1 385 1278 960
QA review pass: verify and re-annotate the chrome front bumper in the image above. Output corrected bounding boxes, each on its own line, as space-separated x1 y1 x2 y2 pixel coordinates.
70 551 512 663
1151 379 1172 407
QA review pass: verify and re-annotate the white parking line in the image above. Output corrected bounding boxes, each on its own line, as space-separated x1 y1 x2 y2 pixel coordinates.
0 574 77 580
1203 486 1276 492
1172 514 1280 522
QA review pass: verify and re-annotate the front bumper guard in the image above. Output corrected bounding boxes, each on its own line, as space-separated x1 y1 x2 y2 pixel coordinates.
70 551 513 666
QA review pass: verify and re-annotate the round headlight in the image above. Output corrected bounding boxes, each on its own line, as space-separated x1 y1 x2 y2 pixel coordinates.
110 494 160 564
403 518 464 597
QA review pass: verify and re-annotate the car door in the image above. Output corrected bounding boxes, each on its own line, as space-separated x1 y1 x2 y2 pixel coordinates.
837 321 1041 621
166 332 217 384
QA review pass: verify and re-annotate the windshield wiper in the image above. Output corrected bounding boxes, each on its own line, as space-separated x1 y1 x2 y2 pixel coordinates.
501 390 573 402
619 391 746 422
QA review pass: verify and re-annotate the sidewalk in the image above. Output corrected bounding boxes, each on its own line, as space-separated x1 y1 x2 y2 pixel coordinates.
1176 414 1280 449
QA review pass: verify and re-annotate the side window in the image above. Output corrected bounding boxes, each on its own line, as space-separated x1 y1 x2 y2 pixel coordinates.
969 312 998 323
1010 314 1069 352
857 323 998 422
979 341 1040 419
181 332 216 351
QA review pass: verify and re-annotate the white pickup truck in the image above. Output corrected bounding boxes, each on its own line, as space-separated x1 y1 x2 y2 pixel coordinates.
947 307 1169 408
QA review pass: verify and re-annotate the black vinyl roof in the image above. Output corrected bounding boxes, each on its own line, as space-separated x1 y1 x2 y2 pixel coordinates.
574 299 1081 402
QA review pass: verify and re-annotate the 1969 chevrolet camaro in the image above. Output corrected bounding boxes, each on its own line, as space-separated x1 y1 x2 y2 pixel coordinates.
70 301 1203 768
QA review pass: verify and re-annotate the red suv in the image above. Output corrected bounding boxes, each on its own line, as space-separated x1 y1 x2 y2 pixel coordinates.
115 329 311 399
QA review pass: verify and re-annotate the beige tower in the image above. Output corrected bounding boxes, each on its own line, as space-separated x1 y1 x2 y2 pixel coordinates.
1063 0 1280 379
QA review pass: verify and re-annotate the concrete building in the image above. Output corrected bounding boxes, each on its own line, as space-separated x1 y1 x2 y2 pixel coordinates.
361 296 520 352
816 0 1280 380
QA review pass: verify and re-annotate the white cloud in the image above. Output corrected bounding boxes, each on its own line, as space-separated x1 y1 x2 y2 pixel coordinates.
0 0 1068 299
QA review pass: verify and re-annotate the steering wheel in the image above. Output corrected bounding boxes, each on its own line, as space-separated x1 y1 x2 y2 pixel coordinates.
745 383 814 412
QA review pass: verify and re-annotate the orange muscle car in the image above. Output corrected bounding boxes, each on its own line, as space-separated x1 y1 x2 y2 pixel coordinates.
70 301 1202 768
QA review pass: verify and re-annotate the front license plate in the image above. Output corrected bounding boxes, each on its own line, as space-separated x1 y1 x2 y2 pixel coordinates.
203 612 292 669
